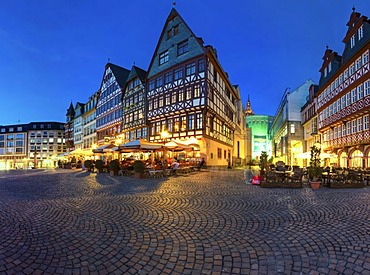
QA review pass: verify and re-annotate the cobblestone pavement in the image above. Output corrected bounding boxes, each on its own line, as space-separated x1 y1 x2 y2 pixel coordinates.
0 169 369 275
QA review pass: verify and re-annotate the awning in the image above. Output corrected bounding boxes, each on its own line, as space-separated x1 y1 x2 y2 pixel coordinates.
119 139 163 150
296 152 338 159
93 144 116 153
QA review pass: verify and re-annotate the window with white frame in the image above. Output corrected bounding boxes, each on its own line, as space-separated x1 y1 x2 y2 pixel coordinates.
350 35 356 48
357 117 363 132
346 92 351 106
357 84 363 99
358 25 364 40
351 88 357 103
352 120 357 133
363 51 369 64
365 79 370 96
339 73 343 84
341 95 345 109
329 128 333 140
344 69 348 79
347 122 351 135
342 123 346 136
349 63 355 75
338 125 342 137
364 115 369 130
290 124 295 134
355 57 362 70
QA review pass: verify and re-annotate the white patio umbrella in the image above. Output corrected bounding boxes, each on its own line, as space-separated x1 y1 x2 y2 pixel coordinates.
119 139 163 150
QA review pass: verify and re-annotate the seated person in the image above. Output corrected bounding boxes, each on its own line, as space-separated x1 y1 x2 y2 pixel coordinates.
198 158 205 170
172 159 179 174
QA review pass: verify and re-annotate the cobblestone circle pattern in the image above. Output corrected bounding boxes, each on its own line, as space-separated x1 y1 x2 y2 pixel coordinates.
0 169 369 275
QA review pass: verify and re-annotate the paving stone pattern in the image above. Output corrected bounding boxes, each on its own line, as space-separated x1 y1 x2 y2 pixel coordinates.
0 169 369 275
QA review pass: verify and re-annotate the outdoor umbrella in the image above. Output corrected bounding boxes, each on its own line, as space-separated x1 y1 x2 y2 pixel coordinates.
119 139 163 150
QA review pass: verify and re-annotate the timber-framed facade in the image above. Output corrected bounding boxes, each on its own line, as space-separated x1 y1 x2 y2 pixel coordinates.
317 9 370 168
146 8 245 167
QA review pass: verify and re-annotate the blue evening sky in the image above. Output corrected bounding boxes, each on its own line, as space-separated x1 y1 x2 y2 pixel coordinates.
0 0 369 125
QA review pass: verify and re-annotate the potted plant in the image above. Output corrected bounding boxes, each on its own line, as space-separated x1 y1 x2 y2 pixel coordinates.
84 160 92 172
133 160 146 178
95 159 104 173
109 159 120 176
259 151 268 179
308 145 322 189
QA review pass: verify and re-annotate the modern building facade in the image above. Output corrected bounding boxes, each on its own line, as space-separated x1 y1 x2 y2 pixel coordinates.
246 114 274 162
0 122 66 169
270 79 315 167
317 9 370 168
146 8 247 167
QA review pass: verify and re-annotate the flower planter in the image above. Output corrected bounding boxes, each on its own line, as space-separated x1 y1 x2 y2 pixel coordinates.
310 181 321 189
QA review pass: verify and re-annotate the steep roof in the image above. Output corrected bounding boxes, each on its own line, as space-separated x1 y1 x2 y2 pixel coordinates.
66 102 75 117
146 7 206 78
127 65 147 83
107 63 130 88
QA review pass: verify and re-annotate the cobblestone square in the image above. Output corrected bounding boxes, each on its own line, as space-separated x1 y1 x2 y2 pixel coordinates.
0 169 369 274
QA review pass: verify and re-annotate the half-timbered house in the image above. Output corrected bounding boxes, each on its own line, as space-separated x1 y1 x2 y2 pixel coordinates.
317 9 370 168
96 63 130 146
65 102 75 152
146 8 246 167
122 66 148 142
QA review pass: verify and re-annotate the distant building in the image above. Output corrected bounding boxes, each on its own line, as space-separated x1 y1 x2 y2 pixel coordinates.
317 8 370 168
73 102 85 150
65 102 75 152
245 95 274 162
246 114 274 162
301 84 320 167
270 79 315 166
83 91 98 149
0 122 66 169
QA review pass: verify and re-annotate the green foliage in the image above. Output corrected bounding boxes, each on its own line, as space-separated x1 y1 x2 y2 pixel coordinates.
84 160 92 169
109 159 120 172
259 151 268 176
95 160 104 172
308 145 322 181
133 160 145 173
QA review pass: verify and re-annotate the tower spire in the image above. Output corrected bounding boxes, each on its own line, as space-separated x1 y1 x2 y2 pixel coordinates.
245 95 255 116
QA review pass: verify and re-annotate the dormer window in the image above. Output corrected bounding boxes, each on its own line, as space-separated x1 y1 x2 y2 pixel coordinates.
358 25 364 40
324 67 327 77
328 62 332 73
350 35 356 48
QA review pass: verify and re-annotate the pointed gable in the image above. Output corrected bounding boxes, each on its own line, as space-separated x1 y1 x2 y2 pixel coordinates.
126 65 147 84
318 46 342 87
147 8 206 78
66 102 75 117
342 9 370 63
74 102 85 117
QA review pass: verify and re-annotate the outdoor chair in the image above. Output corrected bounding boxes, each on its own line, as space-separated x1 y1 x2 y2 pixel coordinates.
287 170 304 186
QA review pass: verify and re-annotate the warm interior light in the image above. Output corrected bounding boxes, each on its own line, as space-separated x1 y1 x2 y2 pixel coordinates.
161 130 169 140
